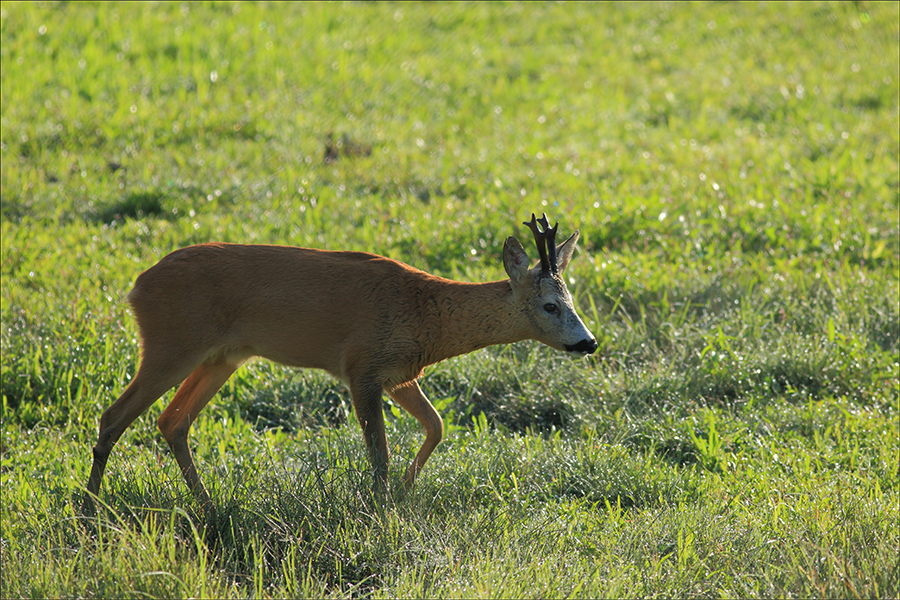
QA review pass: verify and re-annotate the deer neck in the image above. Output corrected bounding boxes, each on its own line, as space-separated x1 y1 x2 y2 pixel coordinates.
423 278 529 366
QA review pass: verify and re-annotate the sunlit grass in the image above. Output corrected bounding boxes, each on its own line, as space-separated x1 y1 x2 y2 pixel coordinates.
2 2 898 598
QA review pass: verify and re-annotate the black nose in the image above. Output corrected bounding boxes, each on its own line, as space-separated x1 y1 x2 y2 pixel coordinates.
566 338 598 354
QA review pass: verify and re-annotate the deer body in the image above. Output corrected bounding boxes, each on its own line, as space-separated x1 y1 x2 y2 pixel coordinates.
83 216 596 511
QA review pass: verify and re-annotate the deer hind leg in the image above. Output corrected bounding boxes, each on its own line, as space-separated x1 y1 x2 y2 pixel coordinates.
349 377 389 491
386 380 443 489
156 356 238 508
83 351 201 514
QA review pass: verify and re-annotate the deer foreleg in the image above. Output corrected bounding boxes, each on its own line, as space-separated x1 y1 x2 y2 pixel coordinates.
386 380 443 489
350 378 389 491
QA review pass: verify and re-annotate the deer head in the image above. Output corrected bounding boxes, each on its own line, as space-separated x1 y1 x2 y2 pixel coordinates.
502 213 597 356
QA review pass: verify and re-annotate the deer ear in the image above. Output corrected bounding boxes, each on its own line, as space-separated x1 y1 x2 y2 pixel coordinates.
503 236 531 284
555 230 580 274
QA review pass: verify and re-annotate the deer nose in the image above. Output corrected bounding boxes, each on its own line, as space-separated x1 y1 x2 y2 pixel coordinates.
566 338 598 355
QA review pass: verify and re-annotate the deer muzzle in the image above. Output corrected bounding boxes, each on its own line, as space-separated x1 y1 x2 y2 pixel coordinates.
565 338 598 355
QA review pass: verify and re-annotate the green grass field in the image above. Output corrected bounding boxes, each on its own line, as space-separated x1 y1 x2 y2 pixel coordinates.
2 2 898 598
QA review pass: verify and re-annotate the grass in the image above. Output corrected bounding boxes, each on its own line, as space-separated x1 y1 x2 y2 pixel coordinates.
1 1 898 598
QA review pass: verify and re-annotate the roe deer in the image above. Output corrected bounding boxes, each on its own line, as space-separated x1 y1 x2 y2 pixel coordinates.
82 213 597 512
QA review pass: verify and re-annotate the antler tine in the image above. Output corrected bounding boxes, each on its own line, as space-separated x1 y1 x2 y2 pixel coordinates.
523 213 560 276
544 215 559 275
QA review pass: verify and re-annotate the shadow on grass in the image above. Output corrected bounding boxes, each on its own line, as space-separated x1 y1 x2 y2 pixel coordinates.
95 190 168 224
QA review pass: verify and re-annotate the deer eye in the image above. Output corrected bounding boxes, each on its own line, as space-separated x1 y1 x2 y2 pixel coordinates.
543 303 558 314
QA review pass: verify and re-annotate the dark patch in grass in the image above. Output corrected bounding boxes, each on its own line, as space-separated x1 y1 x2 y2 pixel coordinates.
542 458 696 508
96 190 167 224
443 370 576 434
418 348 586 435
655 437 700 466
457 390 573 433
236 379 349 432
851 93 884 111
0 196 30 221
627 433 699 467
323 132 373 163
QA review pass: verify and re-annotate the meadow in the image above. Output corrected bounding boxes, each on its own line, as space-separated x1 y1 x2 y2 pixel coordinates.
1 2 898 597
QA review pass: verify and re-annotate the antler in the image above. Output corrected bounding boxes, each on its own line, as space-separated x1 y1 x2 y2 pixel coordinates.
523 213 559 276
